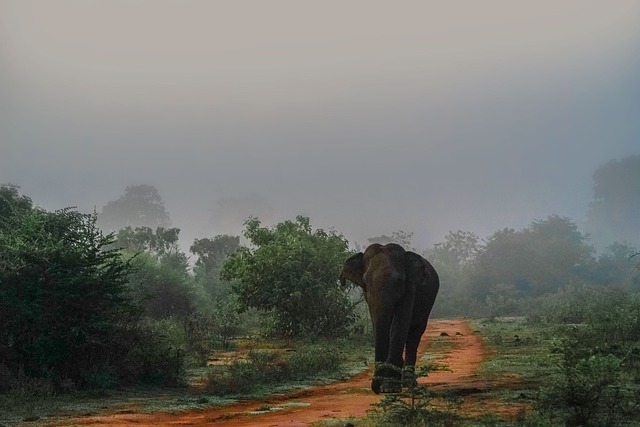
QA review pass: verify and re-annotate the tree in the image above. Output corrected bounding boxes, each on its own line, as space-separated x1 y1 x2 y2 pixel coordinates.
368 230 414 250
427 230 482 311
0 184 33 226
580 242 639 287
430 230 482 277
0 204 138 385
115 227 195 320
190 235 240 301
98 184 171 232
586 155 640 249
191 235 240 272
468 216 593 298
221 216 355 337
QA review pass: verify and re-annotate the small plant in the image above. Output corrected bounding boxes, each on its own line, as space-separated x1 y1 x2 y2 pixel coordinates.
370 364 460 426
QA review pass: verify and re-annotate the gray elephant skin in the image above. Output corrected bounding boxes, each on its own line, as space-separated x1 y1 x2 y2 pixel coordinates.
339 243 439 393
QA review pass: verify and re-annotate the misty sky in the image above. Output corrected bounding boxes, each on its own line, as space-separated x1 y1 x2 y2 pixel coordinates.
1 1 639 250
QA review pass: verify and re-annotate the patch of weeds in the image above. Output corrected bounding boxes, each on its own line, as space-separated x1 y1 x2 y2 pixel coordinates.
288 344 343 379
203 343 348 396
473 320 560 384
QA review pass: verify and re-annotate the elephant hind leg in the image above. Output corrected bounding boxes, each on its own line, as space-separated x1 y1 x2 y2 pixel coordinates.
404 322 427 367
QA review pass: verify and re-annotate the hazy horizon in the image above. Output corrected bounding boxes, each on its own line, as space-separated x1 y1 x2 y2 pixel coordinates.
2 1 639 251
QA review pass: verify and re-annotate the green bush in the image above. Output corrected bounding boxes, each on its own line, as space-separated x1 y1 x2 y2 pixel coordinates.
534 289 640 425
288 345 342 379
0 206 138 388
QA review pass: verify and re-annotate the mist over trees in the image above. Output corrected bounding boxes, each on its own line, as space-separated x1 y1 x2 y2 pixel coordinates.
586 154 640 250
1 154 638 392
97 184 172 232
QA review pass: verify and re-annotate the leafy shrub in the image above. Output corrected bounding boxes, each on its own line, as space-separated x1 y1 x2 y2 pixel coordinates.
535 290 640 425
221 216 355 338
119 322 186 387
0 207 138 388
287 345 342 379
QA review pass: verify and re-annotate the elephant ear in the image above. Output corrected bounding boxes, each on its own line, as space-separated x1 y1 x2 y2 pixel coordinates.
339 252 365 288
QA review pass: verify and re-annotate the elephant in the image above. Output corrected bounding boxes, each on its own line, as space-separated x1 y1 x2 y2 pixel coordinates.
339 243 439 393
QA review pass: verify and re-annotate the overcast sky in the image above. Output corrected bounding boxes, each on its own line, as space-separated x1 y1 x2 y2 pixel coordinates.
1 1 639 250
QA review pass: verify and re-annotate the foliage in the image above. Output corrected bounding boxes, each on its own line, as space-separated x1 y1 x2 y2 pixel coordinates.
429 230 482 273
191 235 240 271
578 241 640 287
533 288 640 425
468 215 593 299
209 298 243 349
204 343 344 395
0 184 33 226
190 234 240 302
221 216 355 337
586 154 640 250
115 225 182 257
127 251 196 320
0 204 138 387
98 184 171 232
370 365 460 427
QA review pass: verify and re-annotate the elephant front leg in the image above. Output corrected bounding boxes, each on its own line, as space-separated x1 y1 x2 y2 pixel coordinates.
371 311 394 394
402 323 427 389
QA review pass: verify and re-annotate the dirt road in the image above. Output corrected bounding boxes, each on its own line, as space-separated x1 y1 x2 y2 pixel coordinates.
53 319 525 426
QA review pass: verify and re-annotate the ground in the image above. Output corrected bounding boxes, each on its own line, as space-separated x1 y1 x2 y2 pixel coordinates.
47 319 528 426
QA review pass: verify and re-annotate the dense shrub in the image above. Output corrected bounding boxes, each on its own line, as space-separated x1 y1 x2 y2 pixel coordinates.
0 187 188 391
221 216 356 338
535 287 640 425
0 207 138 387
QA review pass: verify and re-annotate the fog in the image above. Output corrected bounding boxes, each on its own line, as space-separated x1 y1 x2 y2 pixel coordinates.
2 1 639 250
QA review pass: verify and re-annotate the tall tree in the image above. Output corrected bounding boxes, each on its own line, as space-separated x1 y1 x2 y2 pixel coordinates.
98 184 171 232
586 155 640 249
190 235 240 301
114 226 194 319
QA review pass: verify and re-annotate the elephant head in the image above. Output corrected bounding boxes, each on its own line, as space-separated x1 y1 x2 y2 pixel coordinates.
339 252 365 288
339 243 439 394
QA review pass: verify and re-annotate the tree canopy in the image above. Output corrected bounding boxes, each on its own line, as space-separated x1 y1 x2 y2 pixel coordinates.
468 216 593 298
0 193 137 385
221 216 354 337
586 155 640 249
98 184 171 232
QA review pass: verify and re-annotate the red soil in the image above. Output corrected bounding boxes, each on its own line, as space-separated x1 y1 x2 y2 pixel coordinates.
52 319 527 426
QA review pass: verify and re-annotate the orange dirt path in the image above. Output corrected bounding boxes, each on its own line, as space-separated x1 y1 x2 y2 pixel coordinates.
53 319 523 426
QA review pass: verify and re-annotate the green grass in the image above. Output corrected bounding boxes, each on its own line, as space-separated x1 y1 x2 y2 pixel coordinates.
0 338 372 426
474 318 561 381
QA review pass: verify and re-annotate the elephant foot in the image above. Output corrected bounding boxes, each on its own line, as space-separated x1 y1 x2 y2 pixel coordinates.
380 378 402 393
371 378 382 394
371 377 402 394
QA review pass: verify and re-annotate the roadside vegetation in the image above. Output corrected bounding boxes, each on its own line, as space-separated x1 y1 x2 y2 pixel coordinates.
1 155 639 425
